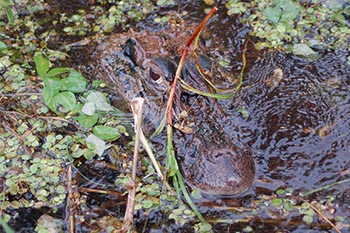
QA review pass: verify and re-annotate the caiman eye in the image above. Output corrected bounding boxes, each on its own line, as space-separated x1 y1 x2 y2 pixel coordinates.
149 66 162 82
124 38 145 66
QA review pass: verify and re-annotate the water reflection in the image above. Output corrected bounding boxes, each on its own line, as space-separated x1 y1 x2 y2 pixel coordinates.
215 47 350 192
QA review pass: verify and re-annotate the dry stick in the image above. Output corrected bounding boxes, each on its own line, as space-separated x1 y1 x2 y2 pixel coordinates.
119 97 144 233
306 200 342 233
2 121 32 155
67 165 75 233
78 187 123 197
3 110 77 125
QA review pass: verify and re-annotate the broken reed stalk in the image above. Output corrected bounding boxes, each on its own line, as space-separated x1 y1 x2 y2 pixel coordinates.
130 98 144 182
120 97 144 233
139 130 164 179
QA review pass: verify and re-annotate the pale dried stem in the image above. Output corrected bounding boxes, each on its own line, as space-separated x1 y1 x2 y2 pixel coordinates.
139 130 163 179
119 97 144 232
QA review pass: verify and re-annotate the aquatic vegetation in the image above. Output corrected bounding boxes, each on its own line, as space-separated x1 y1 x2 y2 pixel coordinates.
1 128 67 209
225 0 350 54
60 0 156 34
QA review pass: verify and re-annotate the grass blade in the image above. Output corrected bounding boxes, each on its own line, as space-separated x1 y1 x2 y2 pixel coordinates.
178 78 235 99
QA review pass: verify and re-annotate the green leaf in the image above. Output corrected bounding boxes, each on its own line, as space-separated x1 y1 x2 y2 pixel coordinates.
280 1 301 21
157 0 174 6
5 5 14 25
29 164 39 173
263 7 281 23
82 101 96 116
0 41 8 55
0 0 14 7
324 0 344 10
217 59 230 67
93 125 120 141
331 12 346 25
306 208 315 216
302 215 313 224
86 134 109 156
42 77 62 106
47 67 71 76
76 113 99 129
152 112 166 137
166 125 178 177
142 199 154 209
283 199 295 211
0 138 5 154
51 91 77 113
271 198 283 208
86 92 114 112
293 43 318 58
191 189 203 200
6 180 19 195
55 185 66 194
34 53 50 79
64 70 87 93
83 148 95 160
183 209 193 215
195 222 212 233
176 169 206 223
276 189 285 195
243 226 253 232
237 106 249 118
301 202 310 209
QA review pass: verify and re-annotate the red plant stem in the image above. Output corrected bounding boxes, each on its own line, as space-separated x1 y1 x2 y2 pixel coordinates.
186 7 218 48
166 7 218 125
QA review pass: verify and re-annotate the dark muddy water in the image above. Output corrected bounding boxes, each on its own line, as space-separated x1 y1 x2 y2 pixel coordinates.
170 7 350 231
230 50 350 192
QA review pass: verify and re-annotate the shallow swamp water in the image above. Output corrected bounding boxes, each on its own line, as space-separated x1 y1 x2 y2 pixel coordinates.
1 1 350 232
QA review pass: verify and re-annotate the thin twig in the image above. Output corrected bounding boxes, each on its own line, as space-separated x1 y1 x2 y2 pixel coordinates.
1 92 41 97
78 187 123 197
3 110 77 125
307 201 342 233
67 165 75 233
2 121 32 155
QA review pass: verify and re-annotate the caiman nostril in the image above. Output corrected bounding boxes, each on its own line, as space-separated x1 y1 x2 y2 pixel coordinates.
124 37 145 66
